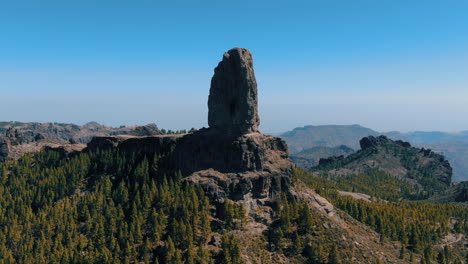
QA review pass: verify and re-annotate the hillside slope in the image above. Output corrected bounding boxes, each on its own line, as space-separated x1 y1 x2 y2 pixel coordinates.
4 144 465 263
280 125 468 182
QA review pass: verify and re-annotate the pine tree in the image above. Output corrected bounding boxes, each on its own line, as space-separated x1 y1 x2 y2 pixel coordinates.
437 251 445 264
221 234 244 264
423 246 433 264
328 244 340 264
165 236 177 264
196 245 211 264
186 241 196 264
400 244 406 260
113 181 129 206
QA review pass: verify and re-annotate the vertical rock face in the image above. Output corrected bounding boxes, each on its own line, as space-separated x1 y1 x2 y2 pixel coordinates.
208 48 260 134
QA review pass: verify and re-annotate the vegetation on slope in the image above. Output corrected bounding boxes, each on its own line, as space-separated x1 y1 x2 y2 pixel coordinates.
0 146 466 264
294 168 468 264
324 169 414 201
0 149 245 263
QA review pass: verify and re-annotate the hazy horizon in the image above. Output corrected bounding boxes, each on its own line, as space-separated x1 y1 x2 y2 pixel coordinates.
1 102 467 135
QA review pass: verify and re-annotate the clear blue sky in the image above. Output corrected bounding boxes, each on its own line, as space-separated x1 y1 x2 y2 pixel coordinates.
1 0 468 133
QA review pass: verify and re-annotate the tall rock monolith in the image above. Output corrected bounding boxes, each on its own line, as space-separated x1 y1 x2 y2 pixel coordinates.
208 48 260 134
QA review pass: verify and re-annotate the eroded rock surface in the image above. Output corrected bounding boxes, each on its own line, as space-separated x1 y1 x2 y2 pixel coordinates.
173 128 290 175
85 130 293 202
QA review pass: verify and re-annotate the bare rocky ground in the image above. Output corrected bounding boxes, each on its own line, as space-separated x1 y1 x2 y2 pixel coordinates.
338 190 374 202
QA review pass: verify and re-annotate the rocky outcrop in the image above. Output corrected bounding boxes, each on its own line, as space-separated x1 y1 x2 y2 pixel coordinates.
208 48 260 134
85 129 293 201
129 123 161 136
4 127 45 146
0 126 90 162
84 48 293 204
0 128 45 162
360 135 410 150
182 170 290 202
173 128 290 175
1 47 292 208
180 129 292 204
313 135 453 195
186 48 291 201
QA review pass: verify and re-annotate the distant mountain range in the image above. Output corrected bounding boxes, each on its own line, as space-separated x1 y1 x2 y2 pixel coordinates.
291 145 354 168
0 121 162 144
280 125 468 182
385 130 468 144
280 124 378 152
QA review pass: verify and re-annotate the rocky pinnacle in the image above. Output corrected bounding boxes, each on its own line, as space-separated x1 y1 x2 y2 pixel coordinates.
208 48 260 134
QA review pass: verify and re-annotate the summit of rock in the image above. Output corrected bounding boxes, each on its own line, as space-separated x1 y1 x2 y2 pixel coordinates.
208 48 260 134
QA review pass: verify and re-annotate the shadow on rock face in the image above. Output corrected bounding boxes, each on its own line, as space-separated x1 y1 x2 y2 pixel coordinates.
172 127 290 176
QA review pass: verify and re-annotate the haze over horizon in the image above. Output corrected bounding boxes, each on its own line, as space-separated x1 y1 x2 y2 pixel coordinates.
1 0 468 133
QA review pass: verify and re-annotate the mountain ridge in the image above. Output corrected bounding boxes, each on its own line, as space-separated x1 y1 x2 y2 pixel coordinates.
311 135 453 199
280 124 468 182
